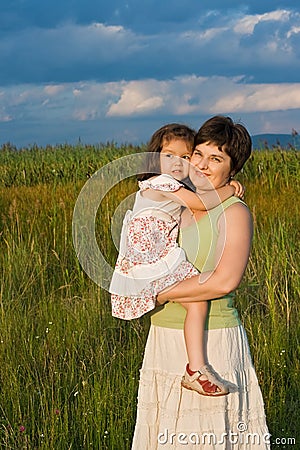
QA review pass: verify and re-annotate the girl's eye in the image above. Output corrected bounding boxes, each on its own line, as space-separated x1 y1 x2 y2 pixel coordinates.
182 155 191 160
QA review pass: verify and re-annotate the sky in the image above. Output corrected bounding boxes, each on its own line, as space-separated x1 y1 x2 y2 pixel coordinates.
0 0 300 147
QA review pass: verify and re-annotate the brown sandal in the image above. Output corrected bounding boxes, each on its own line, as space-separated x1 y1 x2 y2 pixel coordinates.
181 364 229 396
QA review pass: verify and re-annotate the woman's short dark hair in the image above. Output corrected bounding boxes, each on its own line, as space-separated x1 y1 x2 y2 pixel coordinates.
194 116 252 175
138 123 195 181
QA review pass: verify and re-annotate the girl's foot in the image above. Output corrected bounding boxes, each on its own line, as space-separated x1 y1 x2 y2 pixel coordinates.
181 364 229 396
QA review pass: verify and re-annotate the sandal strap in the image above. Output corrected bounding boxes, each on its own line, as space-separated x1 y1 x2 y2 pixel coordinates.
189 371 203 382
198 378 218 393
198 364 228 391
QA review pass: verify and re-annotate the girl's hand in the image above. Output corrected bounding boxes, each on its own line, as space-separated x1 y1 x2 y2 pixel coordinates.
229 179 245 198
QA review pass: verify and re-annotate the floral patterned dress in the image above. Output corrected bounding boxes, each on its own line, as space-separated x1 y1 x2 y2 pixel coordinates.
109 174 199 320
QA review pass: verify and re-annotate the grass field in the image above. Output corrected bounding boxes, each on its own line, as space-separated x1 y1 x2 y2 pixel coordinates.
0 143 299 449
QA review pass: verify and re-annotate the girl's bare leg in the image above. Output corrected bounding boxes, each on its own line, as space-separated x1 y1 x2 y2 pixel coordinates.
182 301 207 370
181 301 229 395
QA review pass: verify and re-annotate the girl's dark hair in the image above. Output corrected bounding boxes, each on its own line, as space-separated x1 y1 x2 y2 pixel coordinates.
138 123 195 181
194 116 252 175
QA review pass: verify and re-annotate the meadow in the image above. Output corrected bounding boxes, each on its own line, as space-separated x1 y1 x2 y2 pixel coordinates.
0 142 299 449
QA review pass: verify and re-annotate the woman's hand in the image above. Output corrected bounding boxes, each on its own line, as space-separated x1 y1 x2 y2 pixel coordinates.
155 296 168 306
156 281 181 305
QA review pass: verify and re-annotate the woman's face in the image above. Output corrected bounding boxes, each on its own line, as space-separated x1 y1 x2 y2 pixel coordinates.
189 142 232 191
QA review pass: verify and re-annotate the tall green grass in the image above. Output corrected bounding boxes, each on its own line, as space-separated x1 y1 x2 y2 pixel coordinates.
0 144 299 449
0 143 144 188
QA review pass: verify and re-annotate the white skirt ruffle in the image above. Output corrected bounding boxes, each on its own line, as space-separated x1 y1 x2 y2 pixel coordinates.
132 325 270 449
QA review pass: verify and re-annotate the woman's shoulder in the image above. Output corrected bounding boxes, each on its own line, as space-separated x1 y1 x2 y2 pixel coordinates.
222 196 247 208
220 198 253 235
213 197 252 228
223 197 251 215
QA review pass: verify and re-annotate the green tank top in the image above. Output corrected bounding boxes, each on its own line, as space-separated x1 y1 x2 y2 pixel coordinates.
150 197 243 330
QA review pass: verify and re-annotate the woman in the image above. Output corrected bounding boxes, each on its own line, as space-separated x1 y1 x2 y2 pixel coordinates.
132 116 270 449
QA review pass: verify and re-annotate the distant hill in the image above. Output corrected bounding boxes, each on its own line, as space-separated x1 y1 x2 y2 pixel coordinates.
252 133 300 150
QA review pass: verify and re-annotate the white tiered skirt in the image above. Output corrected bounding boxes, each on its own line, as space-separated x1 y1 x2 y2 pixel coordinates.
132 325 270 449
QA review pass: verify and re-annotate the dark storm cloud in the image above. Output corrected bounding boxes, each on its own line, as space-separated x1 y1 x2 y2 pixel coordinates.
0 7 299 85
1 0 299 31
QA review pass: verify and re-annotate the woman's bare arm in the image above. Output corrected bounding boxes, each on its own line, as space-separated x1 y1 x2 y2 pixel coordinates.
157 202 253 303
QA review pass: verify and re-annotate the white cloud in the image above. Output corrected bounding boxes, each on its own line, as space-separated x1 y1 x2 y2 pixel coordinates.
91 22 125 34
2 77 300 126
44 85 65 96
287 26 300 38
234 10 291 35
106 81 165 116
105 76 300 117
0 113 12 122
212 83 300 112
181 27 228 41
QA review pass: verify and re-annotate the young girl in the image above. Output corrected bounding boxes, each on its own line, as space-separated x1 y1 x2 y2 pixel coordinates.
109 123 243 396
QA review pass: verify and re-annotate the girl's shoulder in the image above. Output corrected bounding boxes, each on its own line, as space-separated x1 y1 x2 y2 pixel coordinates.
138 174 184 192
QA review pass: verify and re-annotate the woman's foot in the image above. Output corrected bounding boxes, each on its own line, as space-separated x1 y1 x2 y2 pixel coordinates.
181 364 229 396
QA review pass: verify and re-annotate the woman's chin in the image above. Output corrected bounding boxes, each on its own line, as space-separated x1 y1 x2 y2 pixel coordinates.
192 179 214 191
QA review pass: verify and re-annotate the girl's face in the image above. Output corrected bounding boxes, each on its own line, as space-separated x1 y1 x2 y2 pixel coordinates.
189 142 232 191
160 139 192 181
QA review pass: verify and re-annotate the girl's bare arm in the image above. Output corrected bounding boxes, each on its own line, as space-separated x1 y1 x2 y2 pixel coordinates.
161 184 235 211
